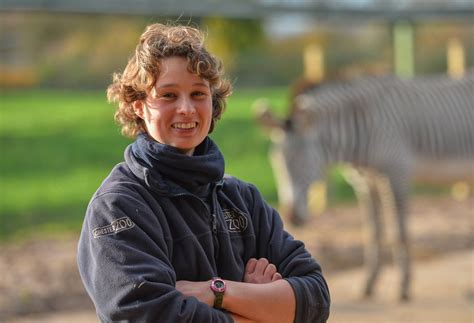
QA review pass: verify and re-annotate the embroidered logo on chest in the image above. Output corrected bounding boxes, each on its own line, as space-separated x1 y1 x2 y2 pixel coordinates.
222 209 248 232
92 217 135 238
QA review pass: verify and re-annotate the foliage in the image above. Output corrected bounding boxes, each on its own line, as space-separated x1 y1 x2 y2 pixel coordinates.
0 13 155 88
415 21 474 75
1 13 472 89
202 17 265 72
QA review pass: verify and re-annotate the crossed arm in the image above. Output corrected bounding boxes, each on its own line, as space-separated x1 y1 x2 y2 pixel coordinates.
176 258 295 323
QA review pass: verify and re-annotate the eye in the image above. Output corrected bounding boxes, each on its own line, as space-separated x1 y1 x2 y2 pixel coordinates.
192 91 208 99
159 92 176 99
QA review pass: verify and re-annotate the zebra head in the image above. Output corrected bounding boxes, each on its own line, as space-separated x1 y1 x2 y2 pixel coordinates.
254 98 326 225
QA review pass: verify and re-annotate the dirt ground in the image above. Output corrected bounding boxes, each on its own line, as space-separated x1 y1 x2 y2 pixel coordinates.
1 195 473 323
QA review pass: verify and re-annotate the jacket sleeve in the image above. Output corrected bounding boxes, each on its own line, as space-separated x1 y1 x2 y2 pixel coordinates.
247 184 330 323
77 191 233 323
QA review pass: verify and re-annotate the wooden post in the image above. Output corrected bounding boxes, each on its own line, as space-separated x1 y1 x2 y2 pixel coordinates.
303 43 326 213
393 21 414 78
447 38 465 79
308 181 327 215
447 38 468 197
304 43 325 82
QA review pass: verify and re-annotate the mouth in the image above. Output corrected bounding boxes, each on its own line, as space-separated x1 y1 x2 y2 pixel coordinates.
172 122 198 129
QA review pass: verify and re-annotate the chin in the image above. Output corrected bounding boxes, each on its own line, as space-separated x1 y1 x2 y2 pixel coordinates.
175 145 195 155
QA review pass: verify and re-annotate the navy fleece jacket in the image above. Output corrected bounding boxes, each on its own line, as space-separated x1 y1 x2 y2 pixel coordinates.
77 134 330 322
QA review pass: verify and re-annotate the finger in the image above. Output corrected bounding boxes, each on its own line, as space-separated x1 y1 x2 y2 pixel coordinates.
271 272 282 281
254 258 269 275
245 258 258 274
263 263 277 280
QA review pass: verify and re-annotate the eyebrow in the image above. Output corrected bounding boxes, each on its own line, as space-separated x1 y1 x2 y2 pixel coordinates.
156 82 209 89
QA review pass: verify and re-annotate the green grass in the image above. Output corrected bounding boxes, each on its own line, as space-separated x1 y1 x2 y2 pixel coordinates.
0 87 308 241
1 88 453 242
211 88 287 198
1 90 129 240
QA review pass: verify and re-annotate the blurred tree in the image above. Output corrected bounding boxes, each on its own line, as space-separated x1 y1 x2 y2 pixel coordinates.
37 15 148 88
415 21 474 75
1 12 472 89
1 13 151 88
202 17 264 73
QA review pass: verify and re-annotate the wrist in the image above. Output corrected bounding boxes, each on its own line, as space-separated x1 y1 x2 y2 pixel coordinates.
220 280 247 311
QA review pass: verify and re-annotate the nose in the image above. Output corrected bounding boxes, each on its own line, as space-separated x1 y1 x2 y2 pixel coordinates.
176 97 195 115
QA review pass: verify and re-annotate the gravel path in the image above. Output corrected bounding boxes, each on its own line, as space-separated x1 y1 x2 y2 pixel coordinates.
8 250 473 323
1 195 472 322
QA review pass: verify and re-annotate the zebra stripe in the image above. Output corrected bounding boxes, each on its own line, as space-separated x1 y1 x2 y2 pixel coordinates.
258 71 473 301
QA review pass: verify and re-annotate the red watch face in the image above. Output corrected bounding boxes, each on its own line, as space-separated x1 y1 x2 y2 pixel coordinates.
211 278 226 293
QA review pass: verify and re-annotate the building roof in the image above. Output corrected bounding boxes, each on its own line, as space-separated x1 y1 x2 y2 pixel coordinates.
1 0 473 21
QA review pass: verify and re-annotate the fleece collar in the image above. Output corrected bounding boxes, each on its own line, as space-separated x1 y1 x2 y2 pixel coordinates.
125 133 225 196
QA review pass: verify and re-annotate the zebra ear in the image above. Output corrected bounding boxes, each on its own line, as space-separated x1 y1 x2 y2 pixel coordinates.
253 98 285 131
291 98 317 133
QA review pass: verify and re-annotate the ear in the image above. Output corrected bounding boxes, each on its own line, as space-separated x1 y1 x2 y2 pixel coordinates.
252 98 285 131
132 100 145 120
292 97 316 133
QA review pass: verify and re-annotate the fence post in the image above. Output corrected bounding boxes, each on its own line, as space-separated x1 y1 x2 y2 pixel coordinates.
393 21 414 78
304 43 325 82
303 43 327 213
447 38 465 79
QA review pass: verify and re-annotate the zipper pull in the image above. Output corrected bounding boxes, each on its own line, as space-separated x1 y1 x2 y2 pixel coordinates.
211 214 217 234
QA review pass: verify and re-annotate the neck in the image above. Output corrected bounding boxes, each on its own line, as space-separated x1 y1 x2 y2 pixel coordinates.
318 110 356 165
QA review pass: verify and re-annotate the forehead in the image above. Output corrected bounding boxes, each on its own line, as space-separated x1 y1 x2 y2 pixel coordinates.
157 56 209 85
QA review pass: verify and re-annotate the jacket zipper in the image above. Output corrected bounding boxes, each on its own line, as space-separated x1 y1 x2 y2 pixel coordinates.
211 213 218 234
210 184 220 262
173 191 220 263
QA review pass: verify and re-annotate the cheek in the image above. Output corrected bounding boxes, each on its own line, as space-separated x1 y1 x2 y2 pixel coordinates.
205 100 214 119
143 109 164 124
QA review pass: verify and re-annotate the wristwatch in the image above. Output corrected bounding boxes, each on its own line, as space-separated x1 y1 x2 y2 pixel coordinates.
210 277 226 309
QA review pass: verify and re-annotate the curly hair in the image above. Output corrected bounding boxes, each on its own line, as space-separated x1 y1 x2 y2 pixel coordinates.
107 23 232 137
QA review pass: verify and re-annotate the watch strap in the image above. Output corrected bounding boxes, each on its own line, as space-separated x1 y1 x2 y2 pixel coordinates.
210 277 226 309
213 291 224 309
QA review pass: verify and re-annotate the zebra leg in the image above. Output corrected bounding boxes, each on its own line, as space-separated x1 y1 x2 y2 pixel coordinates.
393 186 411 301
382 173 411 302
362 175 385 298
343 168 384 298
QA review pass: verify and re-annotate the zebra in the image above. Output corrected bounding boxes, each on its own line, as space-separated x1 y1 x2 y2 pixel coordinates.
254 71 474 301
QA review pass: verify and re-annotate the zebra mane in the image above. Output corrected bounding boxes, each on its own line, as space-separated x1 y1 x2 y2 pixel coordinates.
288 71 472 124
292 75 397 118
288 78 320 115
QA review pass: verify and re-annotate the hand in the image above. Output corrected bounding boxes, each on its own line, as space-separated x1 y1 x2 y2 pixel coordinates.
244 258 282 284
175 280 214 306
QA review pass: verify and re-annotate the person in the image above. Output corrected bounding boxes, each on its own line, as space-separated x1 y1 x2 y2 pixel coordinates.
77 23 330 323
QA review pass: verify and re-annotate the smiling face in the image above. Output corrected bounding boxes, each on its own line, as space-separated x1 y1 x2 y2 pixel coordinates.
133 56 213 156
